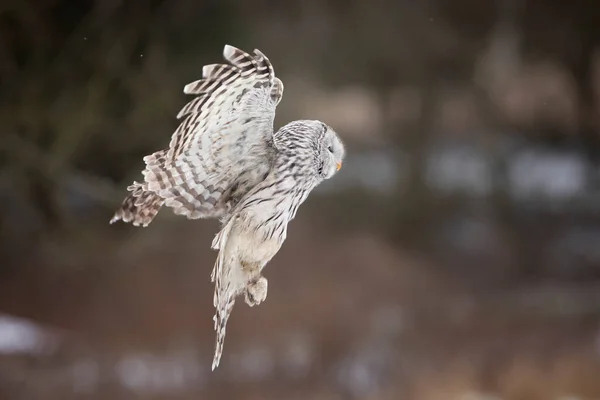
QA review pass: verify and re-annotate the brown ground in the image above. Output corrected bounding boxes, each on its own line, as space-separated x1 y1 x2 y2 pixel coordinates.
1 211 600 400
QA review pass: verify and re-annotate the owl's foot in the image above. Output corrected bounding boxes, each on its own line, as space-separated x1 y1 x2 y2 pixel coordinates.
244 276 268 307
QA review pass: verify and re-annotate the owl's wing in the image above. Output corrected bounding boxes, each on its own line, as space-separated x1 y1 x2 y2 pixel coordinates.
141 44 284 219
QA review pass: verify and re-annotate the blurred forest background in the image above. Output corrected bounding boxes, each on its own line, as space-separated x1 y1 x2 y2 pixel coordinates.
2 0 600 399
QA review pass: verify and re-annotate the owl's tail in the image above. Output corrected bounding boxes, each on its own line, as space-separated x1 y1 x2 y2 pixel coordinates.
210 218 237 370
110 182 164 227
212 294 236 371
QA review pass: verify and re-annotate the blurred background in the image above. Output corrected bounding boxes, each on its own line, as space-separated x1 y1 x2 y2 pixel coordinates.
2 0 600 399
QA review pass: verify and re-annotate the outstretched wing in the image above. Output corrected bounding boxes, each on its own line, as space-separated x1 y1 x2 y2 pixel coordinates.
141 44 285 219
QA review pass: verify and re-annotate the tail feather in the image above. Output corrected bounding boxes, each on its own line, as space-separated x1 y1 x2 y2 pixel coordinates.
210 217 238 370
211 295 235 371
110 182 164 227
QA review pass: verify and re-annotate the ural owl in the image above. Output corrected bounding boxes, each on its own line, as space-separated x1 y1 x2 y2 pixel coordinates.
110 44 345 370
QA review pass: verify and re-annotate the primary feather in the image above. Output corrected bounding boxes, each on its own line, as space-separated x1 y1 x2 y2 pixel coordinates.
110 45 345 371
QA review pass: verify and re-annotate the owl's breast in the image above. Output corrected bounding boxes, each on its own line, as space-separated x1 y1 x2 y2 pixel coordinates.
228 215 284 271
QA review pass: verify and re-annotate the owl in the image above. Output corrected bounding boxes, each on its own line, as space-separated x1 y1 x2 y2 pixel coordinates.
110 44 345 370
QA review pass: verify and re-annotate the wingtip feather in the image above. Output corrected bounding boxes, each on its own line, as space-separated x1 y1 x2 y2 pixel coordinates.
253 48 267 59
223 44 237 59
202 64 217 78
182 82 197 94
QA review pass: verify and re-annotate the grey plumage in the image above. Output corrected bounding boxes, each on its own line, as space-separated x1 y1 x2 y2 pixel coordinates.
110 44 345 370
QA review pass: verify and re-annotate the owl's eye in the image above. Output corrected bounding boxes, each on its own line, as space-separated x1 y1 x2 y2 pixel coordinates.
327 145 333 153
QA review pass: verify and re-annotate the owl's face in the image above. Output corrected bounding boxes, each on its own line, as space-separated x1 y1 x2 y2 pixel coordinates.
319 124 345 180
274 120 345 179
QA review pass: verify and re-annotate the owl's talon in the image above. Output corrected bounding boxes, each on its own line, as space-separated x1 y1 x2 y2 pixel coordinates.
244 277 268 307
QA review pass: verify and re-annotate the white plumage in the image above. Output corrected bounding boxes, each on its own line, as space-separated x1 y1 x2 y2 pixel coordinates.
110 44 345 370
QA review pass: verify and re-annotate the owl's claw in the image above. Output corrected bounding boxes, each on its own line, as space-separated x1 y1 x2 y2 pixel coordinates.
244 276 268 307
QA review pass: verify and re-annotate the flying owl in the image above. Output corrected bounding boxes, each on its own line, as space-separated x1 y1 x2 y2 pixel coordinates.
110 44 345 370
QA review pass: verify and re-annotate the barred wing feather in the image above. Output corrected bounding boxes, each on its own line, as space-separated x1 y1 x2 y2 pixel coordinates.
141 45 284 219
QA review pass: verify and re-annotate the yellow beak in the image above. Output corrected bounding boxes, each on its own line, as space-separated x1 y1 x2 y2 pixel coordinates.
336 161 342 171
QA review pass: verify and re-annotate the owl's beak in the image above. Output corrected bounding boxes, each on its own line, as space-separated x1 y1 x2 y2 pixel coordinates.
336 161 342 171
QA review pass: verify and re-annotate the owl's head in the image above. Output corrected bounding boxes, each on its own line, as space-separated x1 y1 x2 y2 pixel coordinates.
318 123 345 179
275 120 345 180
